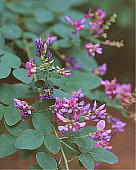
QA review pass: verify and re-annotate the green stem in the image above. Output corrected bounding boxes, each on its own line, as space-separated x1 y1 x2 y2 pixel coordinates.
68 156 77 163
53 126 69 170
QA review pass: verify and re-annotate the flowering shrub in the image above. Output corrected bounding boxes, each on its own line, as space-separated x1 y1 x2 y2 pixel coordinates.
0 0 135 169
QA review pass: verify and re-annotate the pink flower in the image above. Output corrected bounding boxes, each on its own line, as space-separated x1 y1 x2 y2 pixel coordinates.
92 63 107 76
13 98 32 117
46 32 58 45
51 95 88 133
116 84 132 102
65 16 85 33
25 58 36 77
84 43 103 56
95 9 106 19
90 120 112 150
101 78 119 99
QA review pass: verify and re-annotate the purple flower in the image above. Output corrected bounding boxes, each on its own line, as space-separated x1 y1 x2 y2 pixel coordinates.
84 101 107 121
108 117 126 133
92 63 107 76
34 33 57 57
51 95 88 133
84 43 103 57
40 85 54 100
116 84 132 102
71 88 85 99
47 51 52 58
90 120 112 150
25 58 36 77
13 98 32 117
65 16 85 33
101 78 119 99
46 32 57 45
95 9 106 19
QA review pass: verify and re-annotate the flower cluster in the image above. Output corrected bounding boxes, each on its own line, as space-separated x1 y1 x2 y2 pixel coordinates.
65 16 85 34
84 101 107 122
25 58 36 77
35 33 57 57
90 120 112 150
108 117 126 133
84 43 103 57
40 85 54 100
91 63 107 76
51 91 90 133
88 9 106 35
13 98 32 117
51 89 108 134
101 78 118 99
101 79 132 104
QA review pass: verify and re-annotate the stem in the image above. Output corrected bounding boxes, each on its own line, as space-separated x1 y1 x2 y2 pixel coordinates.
53 126 69 170
68 156 77 163
60 140 78 153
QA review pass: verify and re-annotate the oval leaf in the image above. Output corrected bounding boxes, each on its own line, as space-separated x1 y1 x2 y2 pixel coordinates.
44 134 61 154
32 113 52 134
4 106 21 126
15 129 44 150
78 153 95 170
36 152 57 170
13 68 33 84
0 134 18 158
90 147 118 164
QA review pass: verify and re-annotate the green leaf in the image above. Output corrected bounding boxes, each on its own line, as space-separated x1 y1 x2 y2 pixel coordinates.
19 149 34 160
34 9 54 23
4 106 21 126
68 137 86 147
13 68 33 84
0 83 35 105
0 51 21 68
0 24 22 39
78 126 97 136
78 153 95 170
79 137 96 153
36 152 57 170
53 89 71 99
0 66 11 79
45 0 71 13
44 134 61 154
0 134 18 158
51 24 72 38
67 47 97 71
32 113 52 134
57 71 101 96
15 129 44 150
90 147 118 164
28 164 41 169
0 104 5 120
5 121 31 137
